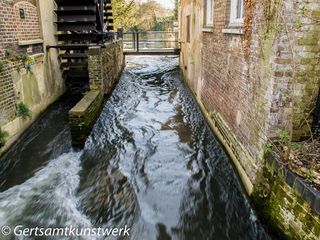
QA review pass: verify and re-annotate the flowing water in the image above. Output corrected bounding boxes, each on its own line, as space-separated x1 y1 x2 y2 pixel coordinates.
0 56 272 240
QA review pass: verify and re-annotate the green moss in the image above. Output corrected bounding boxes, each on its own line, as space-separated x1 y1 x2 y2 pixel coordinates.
311 11 320 19
298 38 318 46
0 128 8 148
23 71 41 106
0 60 5 72
251 162 320 239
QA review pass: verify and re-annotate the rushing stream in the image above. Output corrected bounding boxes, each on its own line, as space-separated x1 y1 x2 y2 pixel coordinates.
0 56 272 240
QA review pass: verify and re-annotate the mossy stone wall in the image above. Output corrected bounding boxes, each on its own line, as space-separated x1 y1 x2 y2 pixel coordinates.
69 91 104 146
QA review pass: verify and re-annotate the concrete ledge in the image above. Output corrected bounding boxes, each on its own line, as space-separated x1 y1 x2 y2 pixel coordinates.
222 28 244 35
18 39 44 46
69 90 104 146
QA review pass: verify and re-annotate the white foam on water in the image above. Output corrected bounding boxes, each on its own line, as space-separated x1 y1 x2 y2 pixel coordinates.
0 151 99 239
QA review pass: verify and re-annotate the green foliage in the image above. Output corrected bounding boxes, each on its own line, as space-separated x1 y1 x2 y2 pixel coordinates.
112 0 175 31
0 128 8 147
291 143 305 151
263 143 273 155
276 129 290 143
15 102 31 119
5 49 28 62
5 49 30 72
293 19 302 29
304 169 314 183
112 0 137 31
0 60 5 73
299 6 308 17
77 121 85 130
173 0 178 21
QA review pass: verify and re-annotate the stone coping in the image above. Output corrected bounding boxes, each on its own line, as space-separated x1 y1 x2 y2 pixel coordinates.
69 91 101 116
222 28 244 35
18 39 44 46
267 152 320 214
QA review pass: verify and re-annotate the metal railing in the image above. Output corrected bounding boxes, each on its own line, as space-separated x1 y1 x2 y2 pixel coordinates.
123 31 180 54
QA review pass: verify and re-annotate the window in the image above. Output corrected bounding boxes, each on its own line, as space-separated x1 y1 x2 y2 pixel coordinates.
204 0 213 26
230 0 244 25
186 15 191 43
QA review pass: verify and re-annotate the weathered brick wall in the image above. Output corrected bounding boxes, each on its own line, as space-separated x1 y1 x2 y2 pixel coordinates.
186 0 320 183
0 0 42 125
180 0 320 237
0 61 18 125
88 41 124 94
255 155 320 239
69 91 104 146
200 0 262 182
0 0 64 155
263 0 320 140
0 0 41 57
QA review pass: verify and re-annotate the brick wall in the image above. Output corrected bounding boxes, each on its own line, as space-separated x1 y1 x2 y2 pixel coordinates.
201 0 264 182
0 0 42 126
88 41 125 94
180 0 320 183
0 62 18 125
0 0 41 57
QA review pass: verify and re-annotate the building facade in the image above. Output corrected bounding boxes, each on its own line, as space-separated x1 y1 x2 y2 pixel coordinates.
180 0 320 185
180 0 320 238
0 0 64 154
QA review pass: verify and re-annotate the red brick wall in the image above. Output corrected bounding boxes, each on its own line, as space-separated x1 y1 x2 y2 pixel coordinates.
14 1 41 42
0 0 42 124
201 0 259 160
0 0 41 57
180 0 320 182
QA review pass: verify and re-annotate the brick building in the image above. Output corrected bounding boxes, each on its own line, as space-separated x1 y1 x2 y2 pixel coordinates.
179 0 320 238
180 0 320 184
0 0 64 153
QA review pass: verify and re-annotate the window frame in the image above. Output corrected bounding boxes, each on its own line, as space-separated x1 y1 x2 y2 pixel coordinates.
229 0 244 26
204 0 214 27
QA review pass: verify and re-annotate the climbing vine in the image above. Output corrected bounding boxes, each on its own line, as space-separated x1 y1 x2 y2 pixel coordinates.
243 0 256 59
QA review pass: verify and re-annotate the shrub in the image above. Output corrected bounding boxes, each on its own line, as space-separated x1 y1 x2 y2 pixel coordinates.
15 102 32 119
0 129 8 148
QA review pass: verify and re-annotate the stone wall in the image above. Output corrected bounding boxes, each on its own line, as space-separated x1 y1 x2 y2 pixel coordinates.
252 154 320 239
0 0 64 155
70 40 124 146
88 41 124 94
69 91 104 146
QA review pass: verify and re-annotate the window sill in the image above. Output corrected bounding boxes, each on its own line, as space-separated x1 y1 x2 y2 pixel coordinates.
18 39 43 46
202 27 213 32
222 28 243 35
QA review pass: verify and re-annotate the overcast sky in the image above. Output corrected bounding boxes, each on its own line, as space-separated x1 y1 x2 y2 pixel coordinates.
156 0 174 9
140 0 175 9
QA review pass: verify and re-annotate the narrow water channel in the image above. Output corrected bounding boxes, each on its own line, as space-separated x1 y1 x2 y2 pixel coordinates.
0 56 272 240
